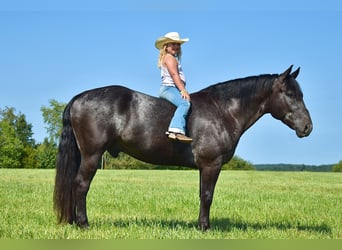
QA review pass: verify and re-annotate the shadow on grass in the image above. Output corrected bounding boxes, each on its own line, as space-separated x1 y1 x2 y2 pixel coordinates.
210 217 332 235
91 216 332 236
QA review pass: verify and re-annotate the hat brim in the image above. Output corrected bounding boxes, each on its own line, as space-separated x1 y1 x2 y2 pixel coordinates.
155 37 189 50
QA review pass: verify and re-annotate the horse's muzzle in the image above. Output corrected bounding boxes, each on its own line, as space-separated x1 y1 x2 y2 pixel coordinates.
296 122 313 138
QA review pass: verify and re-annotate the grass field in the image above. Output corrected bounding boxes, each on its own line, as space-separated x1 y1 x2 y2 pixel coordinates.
0 169 341 239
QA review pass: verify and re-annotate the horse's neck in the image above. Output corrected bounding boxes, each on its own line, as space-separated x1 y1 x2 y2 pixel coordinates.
239 98 267 133
201 76 275 135
228 83 271 134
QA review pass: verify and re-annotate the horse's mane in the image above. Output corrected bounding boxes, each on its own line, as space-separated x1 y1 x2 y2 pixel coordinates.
199 74 278 99
197 74 278 110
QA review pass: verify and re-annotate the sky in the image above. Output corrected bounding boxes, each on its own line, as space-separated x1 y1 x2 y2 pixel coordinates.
0 1 341 165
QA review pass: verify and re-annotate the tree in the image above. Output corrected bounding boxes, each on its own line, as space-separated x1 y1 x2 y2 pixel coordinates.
39 100 66 168
0 107 36 168
0 120 25 168
333 161 342 172
0 107 35 147
35 138 58 168
40 99 66 145
222 156 255 170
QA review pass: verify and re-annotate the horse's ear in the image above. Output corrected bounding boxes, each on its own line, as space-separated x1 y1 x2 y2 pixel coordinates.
278 65 293 83
291 67 300 79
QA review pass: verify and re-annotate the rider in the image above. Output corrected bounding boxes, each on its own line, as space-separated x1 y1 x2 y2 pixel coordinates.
155 32 192 143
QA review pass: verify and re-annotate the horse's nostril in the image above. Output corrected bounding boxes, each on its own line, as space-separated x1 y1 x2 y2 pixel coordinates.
304 123 313 134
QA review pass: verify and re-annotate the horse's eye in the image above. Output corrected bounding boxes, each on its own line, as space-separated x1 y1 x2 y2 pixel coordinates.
286 91 294 98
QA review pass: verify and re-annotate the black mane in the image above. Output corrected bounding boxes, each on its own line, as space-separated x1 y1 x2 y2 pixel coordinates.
198 74 278 109
200 74 278 98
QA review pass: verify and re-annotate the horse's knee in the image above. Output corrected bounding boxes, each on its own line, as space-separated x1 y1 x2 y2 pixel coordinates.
73 171 93 195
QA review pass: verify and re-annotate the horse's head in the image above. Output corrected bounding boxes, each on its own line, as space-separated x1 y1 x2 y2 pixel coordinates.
268 66 313 138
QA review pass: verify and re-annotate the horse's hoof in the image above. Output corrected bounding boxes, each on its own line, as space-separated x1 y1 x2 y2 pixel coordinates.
198 223 210 231
76 220 90 229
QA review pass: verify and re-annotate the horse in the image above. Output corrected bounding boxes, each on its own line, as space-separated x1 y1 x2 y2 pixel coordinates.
54 65 313 230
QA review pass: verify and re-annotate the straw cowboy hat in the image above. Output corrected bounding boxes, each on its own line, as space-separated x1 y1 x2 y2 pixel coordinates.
155 32 189 50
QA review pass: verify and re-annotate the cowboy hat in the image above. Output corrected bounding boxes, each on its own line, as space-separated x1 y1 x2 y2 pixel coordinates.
155 32 189 50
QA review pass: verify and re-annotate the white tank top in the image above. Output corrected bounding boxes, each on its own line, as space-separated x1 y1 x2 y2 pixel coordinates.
161 61 186 87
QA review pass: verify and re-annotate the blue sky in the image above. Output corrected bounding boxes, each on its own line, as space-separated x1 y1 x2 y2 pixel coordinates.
1 1 341 165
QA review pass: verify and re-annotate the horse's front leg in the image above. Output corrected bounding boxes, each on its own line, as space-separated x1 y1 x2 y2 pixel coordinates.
198 165 221 231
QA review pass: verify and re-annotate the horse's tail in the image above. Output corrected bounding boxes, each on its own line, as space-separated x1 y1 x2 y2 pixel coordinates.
53 100 81 224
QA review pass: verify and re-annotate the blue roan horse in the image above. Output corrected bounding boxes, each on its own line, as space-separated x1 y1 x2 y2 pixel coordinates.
54 65 313 230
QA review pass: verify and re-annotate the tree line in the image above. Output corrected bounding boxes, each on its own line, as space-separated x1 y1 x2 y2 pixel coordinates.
0 101 255 170
255 164 335 172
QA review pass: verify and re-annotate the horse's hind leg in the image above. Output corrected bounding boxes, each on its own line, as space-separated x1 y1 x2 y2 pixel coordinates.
73 153 101 228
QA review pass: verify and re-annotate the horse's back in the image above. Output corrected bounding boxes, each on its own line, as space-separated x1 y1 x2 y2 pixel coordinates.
69 85 169 136
68 85 196 167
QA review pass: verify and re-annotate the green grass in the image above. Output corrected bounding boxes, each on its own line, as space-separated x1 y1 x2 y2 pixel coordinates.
0 169 341 239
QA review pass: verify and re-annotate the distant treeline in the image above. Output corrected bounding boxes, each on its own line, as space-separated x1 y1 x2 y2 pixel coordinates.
255 164 333 172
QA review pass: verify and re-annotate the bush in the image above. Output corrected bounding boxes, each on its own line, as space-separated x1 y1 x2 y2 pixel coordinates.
101 152 156 169
35 139 57 169
222 156 255 170
333 161 342 172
